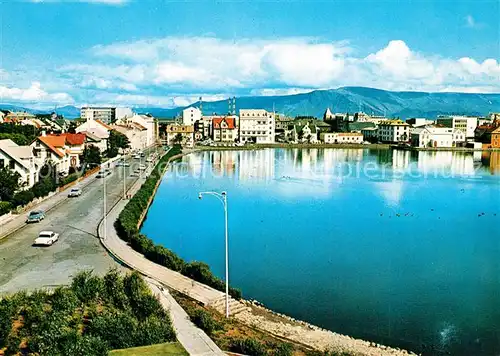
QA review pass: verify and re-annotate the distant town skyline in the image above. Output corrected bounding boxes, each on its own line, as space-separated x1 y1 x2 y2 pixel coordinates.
0 0 499 108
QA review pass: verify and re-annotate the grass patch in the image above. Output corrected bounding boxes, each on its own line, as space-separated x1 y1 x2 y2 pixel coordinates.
110 342 188 355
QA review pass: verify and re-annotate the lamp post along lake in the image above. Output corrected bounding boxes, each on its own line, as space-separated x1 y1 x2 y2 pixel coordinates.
141 148 500 356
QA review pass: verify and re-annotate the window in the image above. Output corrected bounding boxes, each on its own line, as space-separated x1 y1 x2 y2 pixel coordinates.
0 159 3 167
9 160 15 169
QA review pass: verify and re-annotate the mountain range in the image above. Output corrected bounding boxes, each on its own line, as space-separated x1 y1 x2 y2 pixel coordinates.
2 87 500 120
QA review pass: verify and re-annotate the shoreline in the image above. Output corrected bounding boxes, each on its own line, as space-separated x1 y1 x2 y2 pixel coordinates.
195 143 500 152
130 148 415 355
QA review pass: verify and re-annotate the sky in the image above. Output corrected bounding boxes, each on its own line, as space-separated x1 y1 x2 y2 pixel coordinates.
0 0 499 109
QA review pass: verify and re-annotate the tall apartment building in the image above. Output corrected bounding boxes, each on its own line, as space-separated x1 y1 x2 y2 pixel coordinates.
436 115 478 141
81 107 133 124
182 107 202 126
239 109 275 144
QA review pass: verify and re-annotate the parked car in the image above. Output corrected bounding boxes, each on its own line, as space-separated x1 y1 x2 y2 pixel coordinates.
26 210 45 223
146 157 153 163
133 155 141 160
96 169 112 178
33 231 59 246
138 164 147 171
68 187 82 197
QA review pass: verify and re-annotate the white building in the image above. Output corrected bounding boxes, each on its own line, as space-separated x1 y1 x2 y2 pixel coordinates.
410 126 465 148
0 139 37 189
31 133 86 175
212 117 238 142
127 114 157 147
377 120 410 143
239 109 275 144
111 124 148 152
436 115 478 141
76 118 111 152
182 107 202 126
81 107 133 124
320 132 363 144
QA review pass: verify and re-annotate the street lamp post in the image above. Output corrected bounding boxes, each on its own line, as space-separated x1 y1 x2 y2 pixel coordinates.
198 191 229 318
123 157 127 199
103 163 108 240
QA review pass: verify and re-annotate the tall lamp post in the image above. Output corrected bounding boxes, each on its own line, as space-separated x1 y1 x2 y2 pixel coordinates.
198 191 230 318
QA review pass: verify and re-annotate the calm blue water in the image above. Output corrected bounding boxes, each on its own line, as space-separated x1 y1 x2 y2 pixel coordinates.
142 149 500 355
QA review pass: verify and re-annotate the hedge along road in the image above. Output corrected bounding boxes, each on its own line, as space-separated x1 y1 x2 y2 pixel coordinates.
0 151 157 294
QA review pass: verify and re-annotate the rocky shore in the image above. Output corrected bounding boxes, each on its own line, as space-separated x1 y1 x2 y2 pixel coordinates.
234 299 418 356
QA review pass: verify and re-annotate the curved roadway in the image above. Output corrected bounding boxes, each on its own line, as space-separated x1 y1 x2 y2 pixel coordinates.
0 152 155 294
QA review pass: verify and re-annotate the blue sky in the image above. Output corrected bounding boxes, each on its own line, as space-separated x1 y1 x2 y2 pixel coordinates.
0 0 499 108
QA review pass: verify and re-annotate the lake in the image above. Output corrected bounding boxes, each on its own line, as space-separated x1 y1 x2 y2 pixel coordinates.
141 148 500 355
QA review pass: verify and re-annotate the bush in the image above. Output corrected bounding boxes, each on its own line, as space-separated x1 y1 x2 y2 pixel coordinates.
12 190 35 208
115 146 243 300
134 315 176 346
31 177 57 199
0 201 12 216
87 311 138 350
59 173 79 187
230 337 268 356
190 309 222 336
71 271 104 304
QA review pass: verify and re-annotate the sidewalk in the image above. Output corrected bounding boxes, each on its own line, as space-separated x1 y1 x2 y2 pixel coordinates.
148 279 226 356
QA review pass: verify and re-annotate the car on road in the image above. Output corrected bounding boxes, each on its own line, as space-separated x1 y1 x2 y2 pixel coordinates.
133 154 141 159
33 231 59 246
96 169 111 178
116 160 130 167
26 210 45 223
138 164 147 170
68 187 82 197
146 157 153 163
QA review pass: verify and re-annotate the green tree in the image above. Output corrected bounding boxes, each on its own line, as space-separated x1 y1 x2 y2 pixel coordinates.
107 130 131 158
81 145 101 168
173 133 183 144
0 167 20 202
68 122 77 134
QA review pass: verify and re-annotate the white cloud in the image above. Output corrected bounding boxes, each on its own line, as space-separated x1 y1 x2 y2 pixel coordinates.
0 82 73 104
86 92 226 108
82 36 500 95
5 36 500 107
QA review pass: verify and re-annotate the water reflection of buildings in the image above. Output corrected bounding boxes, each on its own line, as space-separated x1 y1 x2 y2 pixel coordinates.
210 151 237 177
414 151 476 176
481 151 500 175
238 149 275 182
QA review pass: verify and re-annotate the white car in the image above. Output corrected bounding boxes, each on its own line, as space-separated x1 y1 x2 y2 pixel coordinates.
68 188 82 197
34 231 59 246
138 164 147 170
146 157 153 163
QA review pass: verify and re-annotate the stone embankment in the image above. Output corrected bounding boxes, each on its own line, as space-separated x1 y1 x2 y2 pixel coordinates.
208 296 416 355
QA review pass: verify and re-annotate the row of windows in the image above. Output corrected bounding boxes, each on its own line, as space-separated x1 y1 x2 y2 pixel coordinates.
241 131 273 135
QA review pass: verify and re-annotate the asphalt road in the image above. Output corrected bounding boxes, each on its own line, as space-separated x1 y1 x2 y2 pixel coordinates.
0 152 158 294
